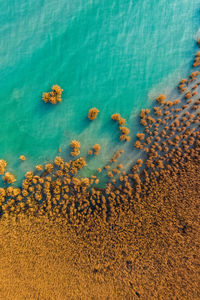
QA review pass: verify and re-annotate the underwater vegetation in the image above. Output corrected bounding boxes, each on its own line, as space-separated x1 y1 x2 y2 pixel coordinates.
88 144 101 156
0 159 7 175
0 52 199 222
3 172 16 184
88 108 99 120
0 138 199 299
0 24 200 300
19 155 26 161
70 140 81 157
111 113 130 141
42 85 63 104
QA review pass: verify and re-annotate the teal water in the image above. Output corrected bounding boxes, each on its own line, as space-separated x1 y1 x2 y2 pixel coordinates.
0 0 200 183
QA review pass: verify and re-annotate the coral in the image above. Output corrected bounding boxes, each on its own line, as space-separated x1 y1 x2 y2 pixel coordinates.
88 108 99 120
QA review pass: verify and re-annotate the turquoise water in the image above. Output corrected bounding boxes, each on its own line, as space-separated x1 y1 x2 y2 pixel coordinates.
0 0 199 183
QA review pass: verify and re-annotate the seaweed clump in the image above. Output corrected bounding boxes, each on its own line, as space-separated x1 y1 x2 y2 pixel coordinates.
156 94 166 104
0 159 7 175
42 85 63 104
19 155 26 161
3 172 16 184
111 113 130 141
71 140 81 157
88 144 101 156
88 108 99 120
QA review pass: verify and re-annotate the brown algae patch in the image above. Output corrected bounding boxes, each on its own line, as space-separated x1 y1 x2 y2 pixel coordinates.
42 85 63 104
70 140 81 157
111 113 130 141
0 150 199 299
88 107 99 120
0 159 7 175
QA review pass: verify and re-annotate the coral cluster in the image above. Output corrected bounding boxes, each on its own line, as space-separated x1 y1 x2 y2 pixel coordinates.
42 85 63 104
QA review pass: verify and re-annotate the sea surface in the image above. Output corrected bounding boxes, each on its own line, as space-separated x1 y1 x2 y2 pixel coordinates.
0 0 200 183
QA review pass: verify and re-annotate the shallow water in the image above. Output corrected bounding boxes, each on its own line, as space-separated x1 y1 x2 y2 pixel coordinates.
0 0 199 183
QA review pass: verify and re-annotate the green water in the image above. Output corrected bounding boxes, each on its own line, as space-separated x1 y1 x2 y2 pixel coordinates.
0 0 199 183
